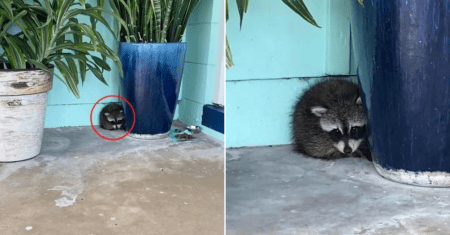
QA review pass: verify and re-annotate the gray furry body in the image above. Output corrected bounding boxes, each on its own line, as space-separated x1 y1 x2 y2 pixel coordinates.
292 79 371 160
100 103 125 130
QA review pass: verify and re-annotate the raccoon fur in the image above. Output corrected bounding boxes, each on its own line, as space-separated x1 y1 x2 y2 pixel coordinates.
292 79 371 160
100 103 125 130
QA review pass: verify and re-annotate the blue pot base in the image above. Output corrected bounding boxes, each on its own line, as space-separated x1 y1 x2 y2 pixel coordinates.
374 163 450 188
127 132 169 140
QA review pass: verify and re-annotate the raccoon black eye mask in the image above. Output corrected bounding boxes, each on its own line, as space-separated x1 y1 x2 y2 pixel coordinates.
292 79 371 160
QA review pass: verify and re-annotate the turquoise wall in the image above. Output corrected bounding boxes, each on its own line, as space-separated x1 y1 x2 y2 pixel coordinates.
226 0 354 147
178 0 224 141
42 0 224 141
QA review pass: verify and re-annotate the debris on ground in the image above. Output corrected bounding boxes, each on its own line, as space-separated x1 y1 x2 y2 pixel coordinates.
169 129 197 142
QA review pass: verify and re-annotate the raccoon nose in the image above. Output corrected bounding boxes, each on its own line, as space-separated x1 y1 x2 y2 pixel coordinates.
344 146 352 154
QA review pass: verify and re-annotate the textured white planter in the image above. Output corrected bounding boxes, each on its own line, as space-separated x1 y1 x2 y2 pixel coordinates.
0 69 53 162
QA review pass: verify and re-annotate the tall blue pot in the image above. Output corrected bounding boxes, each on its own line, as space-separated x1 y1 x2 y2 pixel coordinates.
119 42 187 138
350 1 450 187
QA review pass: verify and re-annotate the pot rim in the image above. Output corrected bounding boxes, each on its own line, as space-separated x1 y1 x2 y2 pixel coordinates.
0 63 54 72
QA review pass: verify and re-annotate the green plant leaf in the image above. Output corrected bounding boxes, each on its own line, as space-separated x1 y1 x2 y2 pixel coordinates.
28 59 52 72
87 63 108 85
91 55 111 71
65 56 79 85
3 35 26 68
281 0 320 28
226 0 229 22
54 59 80 98
0 9 28 39
226 36 234 68
6 34 35 61
153 0 162 42
160 0 173 42
235 0 248 29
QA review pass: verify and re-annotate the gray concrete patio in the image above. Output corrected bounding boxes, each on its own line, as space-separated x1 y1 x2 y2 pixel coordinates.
226 145 450 235
0 122 224 235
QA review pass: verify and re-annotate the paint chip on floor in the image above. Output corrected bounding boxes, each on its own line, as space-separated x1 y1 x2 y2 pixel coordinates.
26 226 32 230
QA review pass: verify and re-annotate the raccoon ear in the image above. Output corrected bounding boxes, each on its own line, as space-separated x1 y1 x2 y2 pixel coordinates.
120 110 123 113
311 106 328 117
104 112 110 116
356 97 362 105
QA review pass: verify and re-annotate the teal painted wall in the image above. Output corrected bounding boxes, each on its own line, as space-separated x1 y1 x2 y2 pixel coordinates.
226 0 354 147
40 0 224 141
178 0 224 141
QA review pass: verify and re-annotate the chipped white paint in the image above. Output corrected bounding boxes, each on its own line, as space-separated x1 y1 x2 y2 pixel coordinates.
128 132 168 140
48 185 83 207
0 69 53 162
374 162 450 187
25 226 32 230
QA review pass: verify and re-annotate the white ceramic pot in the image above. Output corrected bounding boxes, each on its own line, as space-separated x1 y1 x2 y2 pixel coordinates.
0 68 53 162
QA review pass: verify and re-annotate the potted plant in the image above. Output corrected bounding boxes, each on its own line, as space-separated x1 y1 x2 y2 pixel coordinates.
109 0 200 139
0 0 122 162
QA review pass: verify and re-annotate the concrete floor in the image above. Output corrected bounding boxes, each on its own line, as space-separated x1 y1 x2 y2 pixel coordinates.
226 145 450 235
0 123 224 235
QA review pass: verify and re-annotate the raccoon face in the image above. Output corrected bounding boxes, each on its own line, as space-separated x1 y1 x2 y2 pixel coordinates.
311 97 367 155
105 110 124 130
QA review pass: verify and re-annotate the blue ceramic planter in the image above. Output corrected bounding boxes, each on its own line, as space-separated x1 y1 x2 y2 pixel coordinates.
350 1 450 186
119 42 187 138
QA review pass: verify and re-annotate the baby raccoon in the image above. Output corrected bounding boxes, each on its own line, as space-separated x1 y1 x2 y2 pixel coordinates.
292 79 371 160
100 103 125 130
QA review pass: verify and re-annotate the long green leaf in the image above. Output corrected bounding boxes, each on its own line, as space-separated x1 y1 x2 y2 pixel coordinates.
91 55 111 71
153 0 162 42
3 35 26 68
0 10 28 38
235 0 248 29
6 34 35 61
54 59 80 97
28 59 53 72
65 57 79 85
281 0 320 28
226 36 234 68
87 63 108 85
160 0 173 42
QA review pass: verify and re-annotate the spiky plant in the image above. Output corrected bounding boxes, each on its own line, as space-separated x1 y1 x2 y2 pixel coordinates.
109 0 200 43
0 0 123 98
